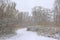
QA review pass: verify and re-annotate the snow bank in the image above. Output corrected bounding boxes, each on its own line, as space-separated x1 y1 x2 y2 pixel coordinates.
6 28 57 40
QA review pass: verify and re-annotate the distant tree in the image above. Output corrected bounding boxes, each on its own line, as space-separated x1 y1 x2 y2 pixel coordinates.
22 12 30 27
32 6 52 26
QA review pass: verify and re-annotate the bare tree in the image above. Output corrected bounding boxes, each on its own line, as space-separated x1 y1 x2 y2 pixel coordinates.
54 0 60 26
32 6 52 26
0 0 19 36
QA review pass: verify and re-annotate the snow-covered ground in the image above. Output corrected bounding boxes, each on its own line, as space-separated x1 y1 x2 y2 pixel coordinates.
5 28 57 40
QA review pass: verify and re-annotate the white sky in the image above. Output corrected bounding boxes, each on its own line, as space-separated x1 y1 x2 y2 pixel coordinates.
12 0 55 16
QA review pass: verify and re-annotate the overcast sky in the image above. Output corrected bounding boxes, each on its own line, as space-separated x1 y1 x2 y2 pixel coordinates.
12 0 55 16
12 0 55 11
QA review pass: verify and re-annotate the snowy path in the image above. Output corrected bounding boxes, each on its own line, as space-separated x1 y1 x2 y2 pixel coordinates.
6 28 57 40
